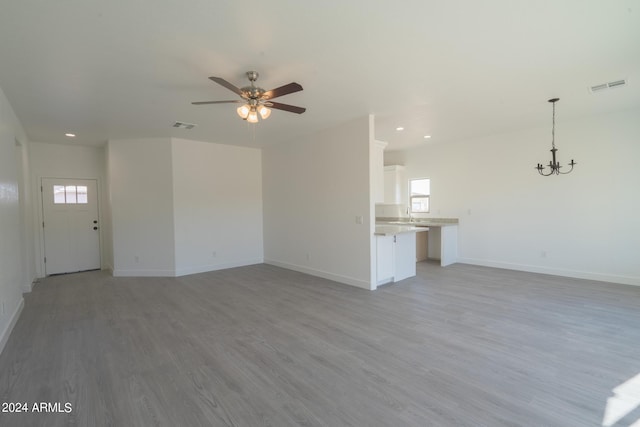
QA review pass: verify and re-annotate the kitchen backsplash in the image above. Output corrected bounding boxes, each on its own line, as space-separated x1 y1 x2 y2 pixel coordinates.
375 204 407 218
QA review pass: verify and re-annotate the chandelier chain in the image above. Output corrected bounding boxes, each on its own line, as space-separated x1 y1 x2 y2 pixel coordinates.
551 100 556 150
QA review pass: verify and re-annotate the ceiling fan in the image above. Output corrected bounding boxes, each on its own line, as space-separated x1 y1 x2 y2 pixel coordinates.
192 71 306 123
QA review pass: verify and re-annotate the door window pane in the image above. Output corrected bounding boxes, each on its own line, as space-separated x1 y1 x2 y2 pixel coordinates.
65 186 77 204
53 185 66 204
77 186 88 203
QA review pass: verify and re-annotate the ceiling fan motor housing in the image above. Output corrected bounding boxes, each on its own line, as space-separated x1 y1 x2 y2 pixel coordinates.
241 86 265 100
241 71 264 100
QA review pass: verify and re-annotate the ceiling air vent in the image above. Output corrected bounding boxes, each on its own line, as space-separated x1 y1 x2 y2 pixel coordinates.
589 79 627 94
173 121 197 130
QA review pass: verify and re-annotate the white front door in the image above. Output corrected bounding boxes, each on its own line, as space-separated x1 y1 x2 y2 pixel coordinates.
42 178 101 275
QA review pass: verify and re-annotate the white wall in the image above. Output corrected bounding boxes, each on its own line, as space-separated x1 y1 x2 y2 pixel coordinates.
103 143 113 271
368 117 381 288
262 116 373 289
15 140 36 292
385 108 640 286
108 138 176 276
29 142 108 274
171 138 263 275
0 86 29 353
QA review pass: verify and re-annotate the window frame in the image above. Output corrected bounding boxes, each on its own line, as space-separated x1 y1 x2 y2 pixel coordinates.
53 184 88 205
409 178 430 214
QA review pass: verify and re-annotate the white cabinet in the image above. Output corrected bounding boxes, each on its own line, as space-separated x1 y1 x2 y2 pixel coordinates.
394 233 417 281
375 231 418 285
376 235 394 285
384 165 406 205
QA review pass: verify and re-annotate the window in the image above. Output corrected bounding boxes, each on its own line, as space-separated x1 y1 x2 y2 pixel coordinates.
410 178 430 213
53 185 88 204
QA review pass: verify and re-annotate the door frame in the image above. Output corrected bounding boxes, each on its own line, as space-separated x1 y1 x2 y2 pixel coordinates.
36 176 103 277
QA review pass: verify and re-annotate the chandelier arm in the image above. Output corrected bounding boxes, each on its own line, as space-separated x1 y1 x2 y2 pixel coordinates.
559 161 576 174
536 164 555 176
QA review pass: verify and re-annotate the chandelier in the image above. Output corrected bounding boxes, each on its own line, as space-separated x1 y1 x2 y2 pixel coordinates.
535 98 576 176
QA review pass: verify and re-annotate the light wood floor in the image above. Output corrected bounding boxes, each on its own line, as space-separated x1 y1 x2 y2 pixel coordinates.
1 262 640 427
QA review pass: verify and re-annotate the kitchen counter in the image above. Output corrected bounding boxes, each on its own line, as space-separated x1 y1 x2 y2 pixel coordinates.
376 218 458 227
374 225 429 236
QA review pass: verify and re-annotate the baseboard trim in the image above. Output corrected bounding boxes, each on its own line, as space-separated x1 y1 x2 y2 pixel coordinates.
113 259 265 278
0 297 24 356
457 257 640 287
265 259 373 290
22 280 34 293
174 259 263 277
112 269 176 277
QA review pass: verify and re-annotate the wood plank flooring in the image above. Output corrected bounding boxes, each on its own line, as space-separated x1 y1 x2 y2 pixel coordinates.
1 262 639 426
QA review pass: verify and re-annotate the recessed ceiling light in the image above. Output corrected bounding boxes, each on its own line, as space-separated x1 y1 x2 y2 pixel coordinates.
396 127 404 131
65 133 76 138
423 135 431 139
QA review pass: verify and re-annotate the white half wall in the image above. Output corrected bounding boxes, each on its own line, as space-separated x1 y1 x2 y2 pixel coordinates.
262 116 373 289
386 108 640 286
108 138 176 276
171 138 263 276
0 85 28 354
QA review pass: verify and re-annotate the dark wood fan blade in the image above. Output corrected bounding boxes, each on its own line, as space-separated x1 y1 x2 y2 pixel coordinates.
209 76 243 96
262 82 303 100
268 101 306 114
191 100 242 105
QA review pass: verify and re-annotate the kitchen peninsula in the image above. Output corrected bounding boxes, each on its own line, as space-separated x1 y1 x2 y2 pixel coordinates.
374 218 459 285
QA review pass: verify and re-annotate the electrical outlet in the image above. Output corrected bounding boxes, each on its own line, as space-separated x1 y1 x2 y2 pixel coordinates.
134 255 140 263
355 215 363 224
540 251 547 258
212 251 217 258
306 253 310 261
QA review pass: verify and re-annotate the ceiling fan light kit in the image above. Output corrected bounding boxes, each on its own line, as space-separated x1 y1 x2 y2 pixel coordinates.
193 71 305 123
247 108 259 124
258 105 271 120
535 98 576 176
237 104 250 119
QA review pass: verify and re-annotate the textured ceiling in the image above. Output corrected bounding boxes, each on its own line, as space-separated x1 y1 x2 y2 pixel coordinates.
0 0 639 150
